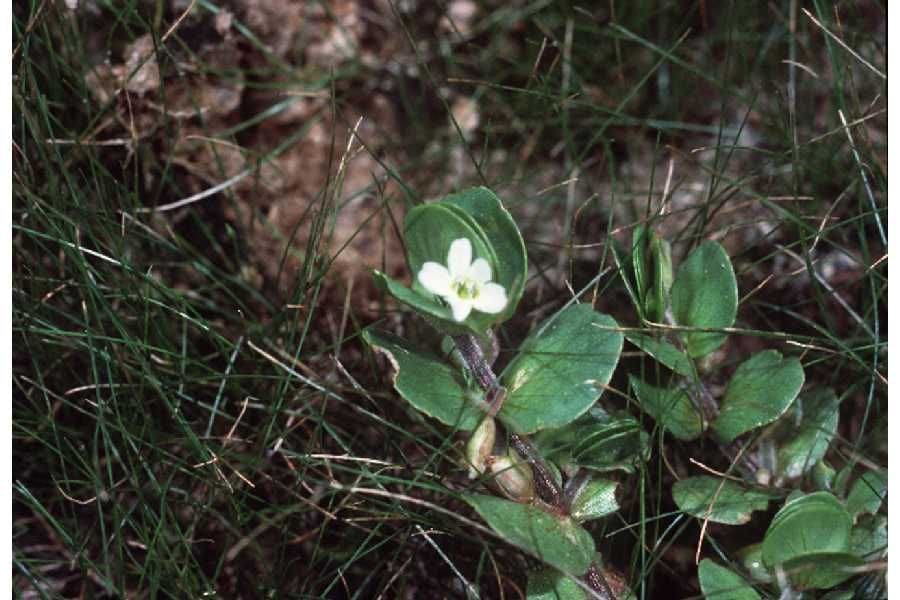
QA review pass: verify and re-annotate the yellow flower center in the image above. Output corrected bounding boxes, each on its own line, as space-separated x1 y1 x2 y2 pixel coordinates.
453 277 480 300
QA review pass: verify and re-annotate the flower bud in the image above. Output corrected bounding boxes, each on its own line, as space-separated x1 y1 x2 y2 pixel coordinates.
488 453 534 503
465 417 496 478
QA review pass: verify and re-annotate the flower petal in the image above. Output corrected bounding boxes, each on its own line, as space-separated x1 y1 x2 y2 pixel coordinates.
447 238 472 277
417 262 452 296
447 296 474 322
473 282 507 314
468 258 492 283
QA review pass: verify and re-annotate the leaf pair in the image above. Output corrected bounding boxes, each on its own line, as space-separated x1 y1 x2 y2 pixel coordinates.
687 484 883 594
760 492 862 589
622 236 737 359
626 239 738 441
632 350 806 444
367 189 625 436
363 303 623 435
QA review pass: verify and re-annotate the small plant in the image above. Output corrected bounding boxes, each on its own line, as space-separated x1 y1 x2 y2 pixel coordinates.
364 187 884 599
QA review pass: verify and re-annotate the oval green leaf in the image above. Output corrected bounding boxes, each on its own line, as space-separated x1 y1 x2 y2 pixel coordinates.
569 478 619 522
773 388 840 480
373 270 473 335
812 460 838 491
443 187 528 321
670 241 738 358
712 350 805 443
611 237 644 318
850 514 887 559
533 408 649 474
762 491 852 567
465 493 595 576
845 470 887 520
698 559 761 600
631 225 650 309
361 328 483 430
629 375 704 441
737 544 772 583
626 333 694 377
673 476 772 525
527 568 587 600
819 592 855 600
833 464 854 498
647 233 674 324
782 552 864 590
499 304 623 434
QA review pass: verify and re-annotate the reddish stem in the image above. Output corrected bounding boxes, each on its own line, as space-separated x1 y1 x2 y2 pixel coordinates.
451 333 616 599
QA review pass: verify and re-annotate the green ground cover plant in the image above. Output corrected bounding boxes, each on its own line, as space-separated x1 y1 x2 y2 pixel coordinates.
13 1 885 598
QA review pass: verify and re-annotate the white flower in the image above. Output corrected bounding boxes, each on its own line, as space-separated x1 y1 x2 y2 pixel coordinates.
417 238 508 322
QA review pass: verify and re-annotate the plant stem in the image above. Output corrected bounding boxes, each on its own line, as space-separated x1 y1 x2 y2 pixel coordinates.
693 380 720 423
451 333 616 600
507 433 563 509
585 564 617 600
688 380 760 475
451 334 507 415
451 335 563 504
451 334 498 387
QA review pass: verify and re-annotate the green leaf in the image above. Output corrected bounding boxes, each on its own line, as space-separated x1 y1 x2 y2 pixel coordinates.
850 514 887 559
670 241 738 358
762 492 852 567
611 237 644 319
631 225 650 308
773 388 840 480
569 478 619 522
737 544 772 583
812 460 837 491
647 233 673 323
672 476 772 525
629 375 704 441
712 350 805 443
373 271 472 335
781 553 863 590
533 408 649 474
403 202 499 333
626 333 694 377
698 559 761 600
465 494 595 576
819 592 854 600
833 464 854 498
443 187 528 321
361 328 483 430
528 566 636 600
845 470 887 520
527 568 587 600
500 305 623 434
